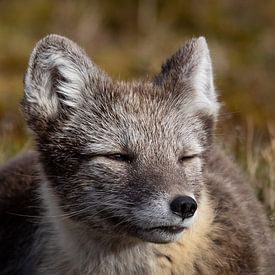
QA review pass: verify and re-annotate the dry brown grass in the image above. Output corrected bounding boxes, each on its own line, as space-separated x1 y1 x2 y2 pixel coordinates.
220 119 275 230
245 122 275 213
260 125 275 225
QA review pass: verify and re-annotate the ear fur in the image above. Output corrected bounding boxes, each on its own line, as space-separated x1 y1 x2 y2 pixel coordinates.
22 34 103 131
155 37 219 118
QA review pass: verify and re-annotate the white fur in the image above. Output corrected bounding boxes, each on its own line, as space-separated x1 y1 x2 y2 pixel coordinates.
47 54 83 107
24 35 94 120
191 37 219 117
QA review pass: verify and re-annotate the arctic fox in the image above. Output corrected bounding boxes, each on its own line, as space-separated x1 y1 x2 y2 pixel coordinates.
0 35 274 275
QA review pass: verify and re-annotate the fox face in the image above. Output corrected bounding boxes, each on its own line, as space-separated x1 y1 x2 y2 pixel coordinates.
22 35 219 244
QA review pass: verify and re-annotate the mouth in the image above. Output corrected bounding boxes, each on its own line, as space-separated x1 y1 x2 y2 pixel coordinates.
143 225 186 234
105 215 189 243
131 224 187 244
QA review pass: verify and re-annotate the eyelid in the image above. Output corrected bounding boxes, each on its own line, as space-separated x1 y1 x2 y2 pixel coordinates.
105 153 132 162
178 153 200 163
182 154 199 158
83 151 133 163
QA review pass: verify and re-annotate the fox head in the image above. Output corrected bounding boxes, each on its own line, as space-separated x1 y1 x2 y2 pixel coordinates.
22 35 219 243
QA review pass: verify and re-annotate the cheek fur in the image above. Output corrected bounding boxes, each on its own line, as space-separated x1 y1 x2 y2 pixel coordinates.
184 158 203 179
183 158 204 198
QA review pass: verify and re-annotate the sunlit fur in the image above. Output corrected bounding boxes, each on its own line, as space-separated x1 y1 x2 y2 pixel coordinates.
0 35 274 274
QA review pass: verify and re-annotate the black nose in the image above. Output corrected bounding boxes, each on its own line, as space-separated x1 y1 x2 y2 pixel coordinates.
170 196 197 219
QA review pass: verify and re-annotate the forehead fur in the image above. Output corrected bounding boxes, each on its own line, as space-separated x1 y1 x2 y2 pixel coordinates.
64 79 208 156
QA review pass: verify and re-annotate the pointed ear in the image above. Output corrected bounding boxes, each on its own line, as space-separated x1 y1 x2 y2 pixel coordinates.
22 34 103 132
154 37 219 118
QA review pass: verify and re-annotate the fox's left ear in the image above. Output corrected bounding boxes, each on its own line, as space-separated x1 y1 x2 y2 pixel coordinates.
154 37 219 119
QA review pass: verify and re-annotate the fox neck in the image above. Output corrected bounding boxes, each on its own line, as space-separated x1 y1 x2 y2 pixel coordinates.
40 182 214 275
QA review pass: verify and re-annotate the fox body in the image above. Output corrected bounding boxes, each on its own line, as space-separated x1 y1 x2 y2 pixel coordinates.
0 35 274 274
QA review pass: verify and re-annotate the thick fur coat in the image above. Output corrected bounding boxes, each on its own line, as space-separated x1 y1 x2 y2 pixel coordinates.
0 35 274 274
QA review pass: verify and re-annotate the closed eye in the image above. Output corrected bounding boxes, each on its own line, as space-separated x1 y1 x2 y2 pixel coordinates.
80 152 133 163
178 154 199 163
105 153 132 163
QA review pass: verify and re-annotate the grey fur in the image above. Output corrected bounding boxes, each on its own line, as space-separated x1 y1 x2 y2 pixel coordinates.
0 34 274 274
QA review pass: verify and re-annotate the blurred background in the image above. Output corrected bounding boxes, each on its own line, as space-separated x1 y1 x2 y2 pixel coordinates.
0 0 274 223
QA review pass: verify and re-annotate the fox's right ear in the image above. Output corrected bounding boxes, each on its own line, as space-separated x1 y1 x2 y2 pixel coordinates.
22 34 103 133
